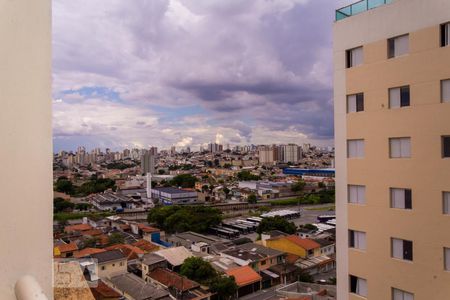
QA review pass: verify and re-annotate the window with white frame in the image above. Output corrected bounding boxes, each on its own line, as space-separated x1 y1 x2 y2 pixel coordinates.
389 86 410 108
388 34 409 58
348 185 366 204
392 238 413 261
347 93 364 113
443 192 450 215
441 22 450 47
349 230 366 250
349 275 367 297
346 46 363 68
390 137 411 158
390 188 412 209
347 139 365 158
444 248 450 271
441 79 450 102
392 288 414 300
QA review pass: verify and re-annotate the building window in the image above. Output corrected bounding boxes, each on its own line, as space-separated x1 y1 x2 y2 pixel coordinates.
261 260 266 265
349 230 366 250
392 238 413 261
346 46 363 68
349 275 367 297
390 188 412 209
347 139 365 158
101 266 105 270
120 262 124 266
347 93 364 113
443 192 450 214
348 185 366 204
388 34 409 58
392 288 414 300
441 22 450 47
390 137 411 158
444 248 450 271
441 80 450 102
389 86 410 108
442 136 450 157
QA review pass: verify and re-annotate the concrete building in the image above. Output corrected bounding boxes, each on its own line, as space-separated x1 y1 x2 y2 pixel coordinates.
258 145 277 165
0 1 53 299
334 0 450 299
140 151 155 175
151 187 198 205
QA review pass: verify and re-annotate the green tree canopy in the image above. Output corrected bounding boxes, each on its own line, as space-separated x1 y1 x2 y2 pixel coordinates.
209 276 238 300
147 206 222 234
237 170 260 181
170 174 197 188
180 257 218 284
55 178 75 195
247 193 257 204
107 232 125 246
291 180 306 192
53 198 75 213
256 216 297 234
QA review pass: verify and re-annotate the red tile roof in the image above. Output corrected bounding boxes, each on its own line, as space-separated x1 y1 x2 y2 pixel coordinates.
138 224 160 233
90 280 121 298
64 223 93 233
284 235 320 251
149 268 199 291
132 239 159 252
73 247 106 258
225 266 262 287
55 242 78 253
81 229 103 236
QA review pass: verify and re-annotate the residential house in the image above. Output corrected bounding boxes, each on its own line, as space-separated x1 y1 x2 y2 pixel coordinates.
265 235 321 258
90 250 127 278
226 266 262 298
141 253 168 281
154 246 193 270
107 273 170 300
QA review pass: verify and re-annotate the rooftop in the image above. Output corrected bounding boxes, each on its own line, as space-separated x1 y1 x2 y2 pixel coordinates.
336 0 393 21
109 273 170 300
90 249 126 264
149 268 199 291
225 266 262 287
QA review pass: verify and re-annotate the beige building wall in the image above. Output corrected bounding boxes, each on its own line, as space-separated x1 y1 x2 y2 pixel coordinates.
98 260 128 278
0 0 52 299
334 0 450 299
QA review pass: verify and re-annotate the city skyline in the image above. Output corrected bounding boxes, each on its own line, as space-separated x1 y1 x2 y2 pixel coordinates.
52 0 347 152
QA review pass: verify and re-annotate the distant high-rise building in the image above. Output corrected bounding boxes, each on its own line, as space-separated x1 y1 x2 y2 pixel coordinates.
208 143 222 153
170 146 176 156
334 0 450 299
278 144 302 163
140 152 155 175
149 146 158 156
258 145 276 165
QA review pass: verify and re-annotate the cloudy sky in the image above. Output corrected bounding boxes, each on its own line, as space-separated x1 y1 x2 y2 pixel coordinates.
53 0 348 152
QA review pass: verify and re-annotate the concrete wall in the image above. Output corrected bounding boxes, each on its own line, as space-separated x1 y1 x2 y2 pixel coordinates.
0 0 52 299
334 0 450 299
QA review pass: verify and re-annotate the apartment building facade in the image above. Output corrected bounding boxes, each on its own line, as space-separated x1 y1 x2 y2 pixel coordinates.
334 0 450 299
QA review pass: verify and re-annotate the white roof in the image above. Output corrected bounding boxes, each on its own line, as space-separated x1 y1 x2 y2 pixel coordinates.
155 246 193 267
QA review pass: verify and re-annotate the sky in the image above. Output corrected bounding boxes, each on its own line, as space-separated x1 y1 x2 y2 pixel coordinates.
53 0 349 152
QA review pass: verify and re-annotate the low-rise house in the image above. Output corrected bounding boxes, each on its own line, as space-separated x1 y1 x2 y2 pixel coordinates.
147 268 211 299
54 241 78 258
107 273 170 300
154 246 193 270
133 239 160 253
65 223 93 234
151 187 198 205
221 243 285 271
105 244 145 262
90 280 122 300
313 238 335 257
90 250 127 278
166 231 219 254
74 247 106 259
265 235 321 259
296 256 335 275
141 253 168 281
226 266 262 298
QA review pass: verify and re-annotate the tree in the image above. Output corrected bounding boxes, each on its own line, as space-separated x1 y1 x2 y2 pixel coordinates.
180 257 217 284
256 216 297 234
147 206 222 234
237 170 260 181
300 223 318 231
170 174 197 188
247 194 257 204
55 178 75 195
296 269 314 283
107 232 125 246
75 203 92 211
318 182 326 189
210 276 238 300
83 237 98 248
291 180 306 192
223 187 230 197
53 198 75 213
158 169 166 175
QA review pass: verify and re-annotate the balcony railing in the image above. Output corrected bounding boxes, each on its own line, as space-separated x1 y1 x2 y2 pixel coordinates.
336 0 393 21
